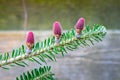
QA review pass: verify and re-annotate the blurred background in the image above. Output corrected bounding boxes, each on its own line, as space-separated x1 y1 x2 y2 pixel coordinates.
0 0 120 30
0 0 120 80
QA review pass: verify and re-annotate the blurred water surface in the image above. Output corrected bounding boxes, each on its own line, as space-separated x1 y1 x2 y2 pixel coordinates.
0 30 120 80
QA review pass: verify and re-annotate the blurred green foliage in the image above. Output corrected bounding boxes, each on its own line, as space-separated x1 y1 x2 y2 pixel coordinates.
0 0 120 30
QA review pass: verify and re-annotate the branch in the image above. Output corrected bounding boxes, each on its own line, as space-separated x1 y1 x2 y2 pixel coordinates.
16 66 55 80
0 24 106 69
22 0 28 32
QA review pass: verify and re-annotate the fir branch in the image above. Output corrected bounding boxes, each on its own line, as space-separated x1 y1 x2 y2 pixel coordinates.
0 24 106 68
16 66 55 80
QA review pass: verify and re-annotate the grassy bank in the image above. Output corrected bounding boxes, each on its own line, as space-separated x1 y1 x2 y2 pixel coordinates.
0 0 120 30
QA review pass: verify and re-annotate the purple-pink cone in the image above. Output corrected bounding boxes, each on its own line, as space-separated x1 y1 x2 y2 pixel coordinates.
53 21 62 36
26 31 34 44
75 18 85 30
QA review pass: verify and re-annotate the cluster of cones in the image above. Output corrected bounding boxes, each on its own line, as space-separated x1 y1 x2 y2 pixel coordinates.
26 17 85 54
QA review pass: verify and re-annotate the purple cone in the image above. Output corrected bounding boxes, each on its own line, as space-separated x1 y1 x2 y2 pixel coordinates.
26 31 34 44
75 18 85 30
53 21 62 35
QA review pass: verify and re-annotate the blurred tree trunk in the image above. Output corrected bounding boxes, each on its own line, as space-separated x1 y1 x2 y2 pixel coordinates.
22 0 27 32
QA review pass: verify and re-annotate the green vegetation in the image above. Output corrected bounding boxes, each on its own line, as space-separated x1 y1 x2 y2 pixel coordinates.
0 24 106 80
0 0 119 30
